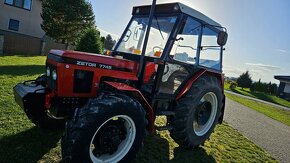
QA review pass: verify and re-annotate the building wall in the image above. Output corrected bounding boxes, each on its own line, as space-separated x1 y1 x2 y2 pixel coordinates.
0 29 41 55
277 81 290 101
0 0 44 55
0 0 75 55
284 83 290 93
0 0 44 38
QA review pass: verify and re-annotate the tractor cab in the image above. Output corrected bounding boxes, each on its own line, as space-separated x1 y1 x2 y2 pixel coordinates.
111 2 227 96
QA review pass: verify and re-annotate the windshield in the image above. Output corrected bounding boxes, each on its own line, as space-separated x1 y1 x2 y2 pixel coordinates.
116 16 177 58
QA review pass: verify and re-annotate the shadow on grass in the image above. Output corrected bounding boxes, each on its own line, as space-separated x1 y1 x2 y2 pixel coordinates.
0 65 45 76
135 134 215 162
0 127 62 163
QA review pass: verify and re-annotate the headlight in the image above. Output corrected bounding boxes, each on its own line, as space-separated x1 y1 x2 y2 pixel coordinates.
52 70 57 80
46 67 51 77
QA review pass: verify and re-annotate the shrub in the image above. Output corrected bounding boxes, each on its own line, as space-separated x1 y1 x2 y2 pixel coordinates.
251 80 277 95
76 28 103 53
230 82 238 89
237 71 252 89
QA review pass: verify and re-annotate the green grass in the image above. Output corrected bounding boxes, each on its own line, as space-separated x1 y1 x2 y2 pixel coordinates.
226 93 290 126
0 55 276 162
224 82 290 108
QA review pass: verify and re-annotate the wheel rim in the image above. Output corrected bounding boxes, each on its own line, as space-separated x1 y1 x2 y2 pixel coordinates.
89 115 136 163
193 92 218 136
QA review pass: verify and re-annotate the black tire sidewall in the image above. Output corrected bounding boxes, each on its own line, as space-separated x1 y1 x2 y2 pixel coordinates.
171 76 223 148
185 84 222 146
64 96 145 163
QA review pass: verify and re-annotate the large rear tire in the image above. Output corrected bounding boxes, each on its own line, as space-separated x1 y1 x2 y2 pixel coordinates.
61 92 146 163
170 75 222 148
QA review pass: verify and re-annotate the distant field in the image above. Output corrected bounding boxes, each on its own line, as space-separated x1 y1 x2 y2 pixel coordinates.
0 56 276 162
224 82 290 108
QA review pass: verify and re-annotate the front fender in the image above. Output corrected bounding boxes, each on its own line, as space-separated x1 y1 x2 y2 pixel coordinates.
103 81 155 133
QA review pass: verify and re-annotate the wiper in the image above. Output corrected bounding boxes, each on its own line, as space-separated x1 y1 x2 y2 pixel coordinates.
155 16 164 40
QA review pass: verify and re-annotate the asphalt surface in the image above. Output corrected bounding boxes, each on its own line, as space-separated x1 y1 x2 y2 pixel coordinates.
225 90 290 111
224 98 290 163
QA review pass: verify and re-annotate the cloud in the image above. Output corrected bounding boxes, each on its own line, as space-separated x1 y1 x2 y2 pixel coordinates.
223 66 243 77
275 49 288 54
245 63 281 71
98 28 120 40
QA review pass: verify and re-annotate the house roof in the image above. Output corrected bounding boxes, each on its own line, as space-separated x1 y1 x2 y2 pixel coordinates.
274 76 290 82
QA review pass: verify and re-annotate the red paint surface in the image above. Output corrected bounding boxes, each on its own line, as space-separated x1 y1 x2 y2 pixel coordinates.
176 70 207 100
47 50 156 97
45 91 55 109
176 69 224 100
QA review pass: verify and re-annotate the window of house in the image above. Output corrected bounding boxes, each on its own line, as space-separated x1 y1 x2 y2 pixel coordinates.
5 0 13 5
5 0 32 10
23 0 32 10
9 19 20 31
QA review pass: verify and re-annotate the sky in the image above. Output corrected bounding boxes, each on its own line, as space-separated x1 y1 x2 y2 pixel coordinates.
90 0 290 83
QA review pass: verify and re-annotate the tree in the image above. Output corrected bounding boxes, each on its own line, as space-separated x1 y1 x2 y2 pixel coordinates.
101 36 106 46
269 83 278 95
41 0 95 48
76 28 103 53
237 71 252 89
104 34 116 50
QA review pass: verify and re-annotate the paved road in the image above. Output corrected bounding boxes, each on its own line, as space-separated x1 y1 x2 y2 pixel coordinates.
224 99 290 163
225 90 290 111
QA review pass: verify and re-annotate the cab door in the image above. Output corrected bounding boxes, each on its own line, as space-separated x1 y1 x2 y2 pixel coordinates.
157 16 202 95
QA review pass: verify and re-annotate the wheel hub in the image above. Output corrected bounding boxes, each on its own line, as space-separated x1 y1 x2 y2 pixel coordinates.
196 101 212 126
93 120 127 156
193 92 218 136
89 115 136 163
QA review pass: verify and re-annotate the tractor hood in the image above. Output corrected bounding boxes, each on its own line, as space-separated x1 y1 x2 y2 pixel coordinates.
47 50 139 73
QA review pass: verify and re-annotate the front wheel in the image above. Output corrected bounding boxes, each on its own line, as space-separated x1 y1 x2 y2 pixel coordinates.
61 93 146 163
170 75 223 148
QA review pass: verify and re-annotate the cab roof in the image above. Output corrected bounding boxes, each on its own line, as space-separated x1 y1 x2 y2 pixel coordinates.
132 2 221 27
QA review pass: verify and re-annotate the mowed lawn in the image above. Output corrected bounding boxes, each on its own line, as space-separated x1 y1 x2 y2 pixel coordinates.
224 82 290 108
0 55 276 162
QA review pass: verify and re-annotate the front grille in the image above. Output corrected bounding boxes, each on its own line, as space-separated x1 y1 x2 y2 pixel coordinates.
74 69 94 93
46 64 57 90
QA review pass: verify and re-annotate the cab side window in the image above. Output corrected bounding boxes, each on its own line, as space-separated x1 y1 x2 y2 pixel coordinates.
170 17 201 64
199 27 221 71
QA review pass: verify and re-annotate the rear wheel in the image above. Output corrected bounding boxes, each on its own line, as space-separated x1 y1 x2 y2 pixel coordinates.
61 93 146 163
170 75 222 148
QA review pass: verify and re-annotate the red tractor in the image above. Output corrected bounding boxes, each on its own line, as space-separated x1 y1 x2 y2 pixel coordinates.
14 2 228 162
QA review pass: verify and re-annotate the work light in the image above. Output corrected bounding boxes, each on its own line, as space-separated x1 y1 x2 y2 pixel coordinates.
52 70 57 80
46 67 51 77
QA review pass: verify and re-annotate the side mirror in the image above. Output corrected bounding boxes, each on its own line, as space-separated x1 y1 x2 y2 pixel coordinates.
217 31 228 46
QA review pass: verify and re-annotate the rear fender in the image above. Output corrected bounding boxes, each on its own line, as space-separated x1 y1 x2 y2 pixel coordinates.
176 70 224 100
103 81 155 133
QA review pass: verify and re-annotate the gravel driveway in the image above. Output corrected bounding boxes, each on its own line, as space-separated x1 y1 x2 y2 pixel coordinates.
224 98 290 163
